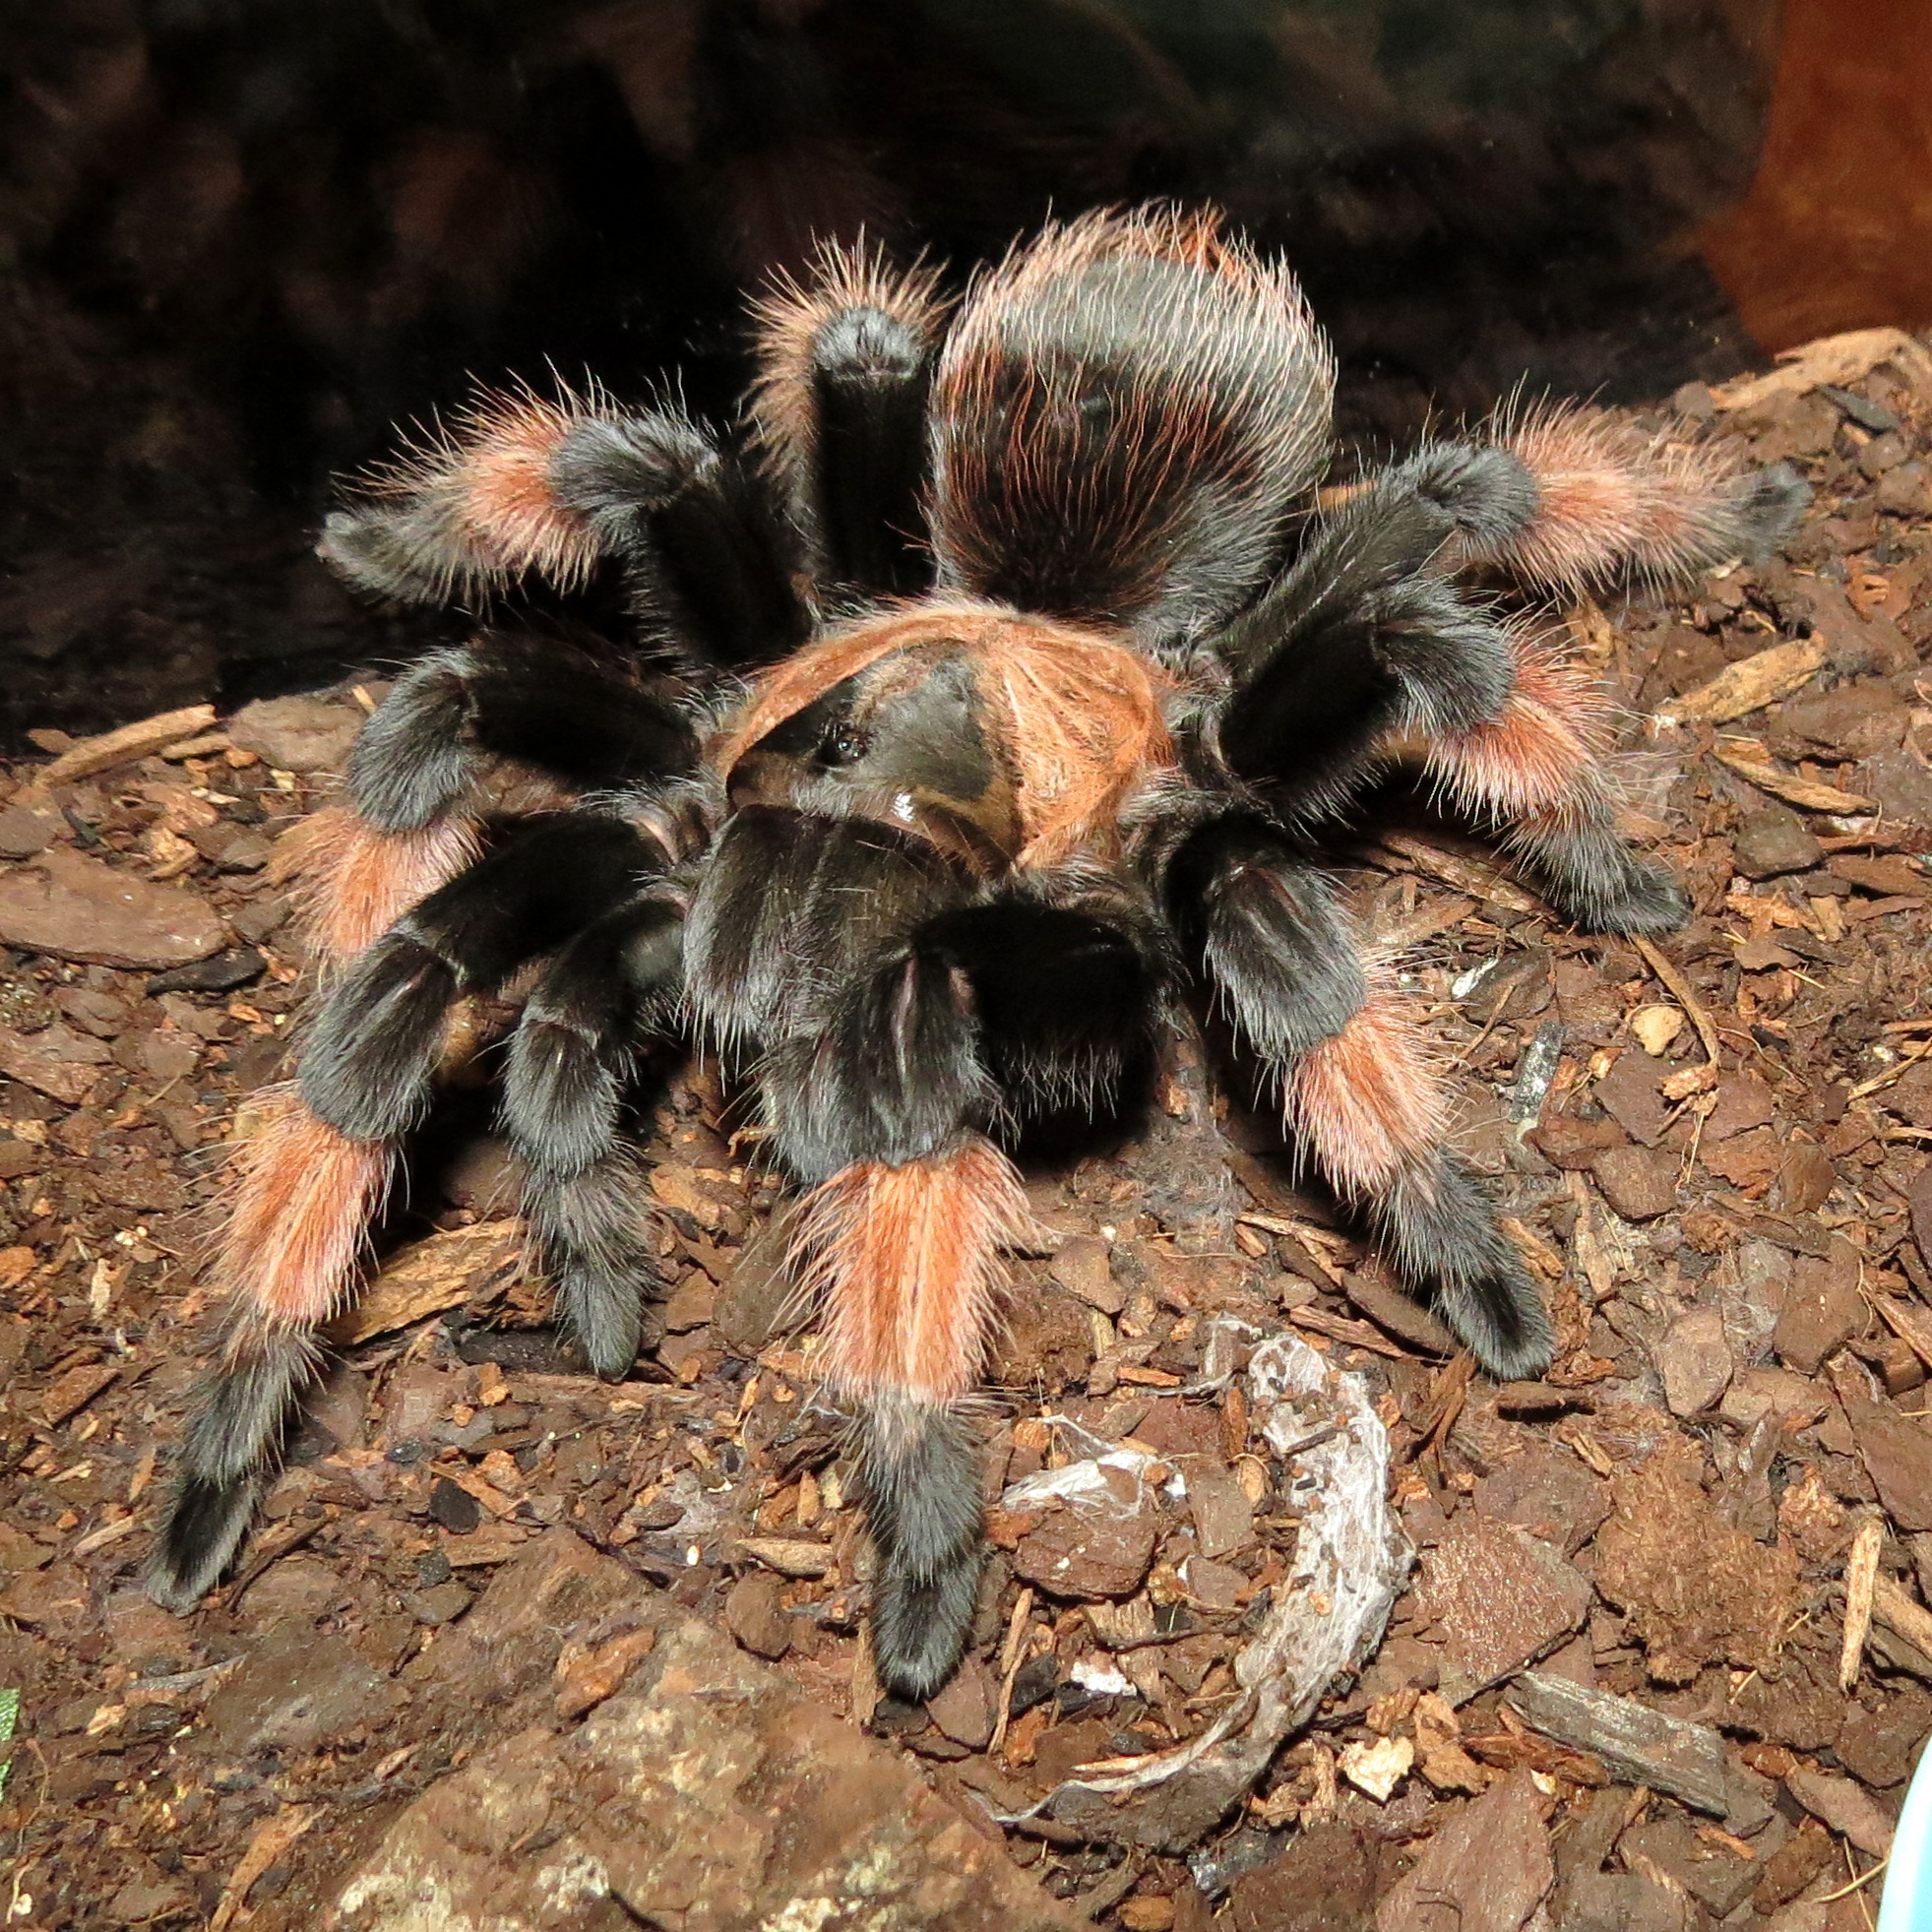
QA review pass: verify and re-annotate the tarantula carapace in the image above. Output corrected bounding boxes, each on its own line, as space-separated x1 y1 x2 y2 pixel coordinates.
150 208 1803 1698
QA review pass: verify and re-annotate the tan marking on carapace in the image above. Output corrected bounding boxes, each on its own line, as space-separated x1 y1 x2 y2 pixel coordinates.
1426 636 1613 826
279 805 481 966
1496 402 1760 592
1287 993 1448 1196
714 605 1175 868
214 1089 391 1337
354 385 603 592
748 240 947 491
795 1138 1032 1404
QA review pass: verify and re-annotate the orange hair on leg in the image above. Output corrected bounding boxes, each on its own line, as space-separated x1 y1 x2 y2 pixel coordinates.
1491 401 1777 592
795 1137 1030 1406
1423 631 1613 826
1285 993 1448 1200
213 1088 391 1333
277 804 481 967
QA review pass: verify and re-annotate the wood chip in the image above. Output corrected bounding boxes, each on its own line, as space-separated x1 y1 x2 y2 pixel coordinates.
1630 935 1721 1065
323 1221 526 1345
38 1362 117 1426
209 1804 318 1932
1840 1514 1884 1691
1506 1673 1733 1817
1711 742 1873 814
1288 1303 1410 1359
1710 327 1932 412
1873 1574 1932 1657
1654 639 1826 726
1372 833 1544 916
733 1536 835 1578
25 704 218 790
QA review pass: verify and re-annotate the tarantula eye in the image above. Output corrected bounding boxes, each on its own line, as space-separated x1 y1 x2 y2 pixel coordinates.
817 718 870 767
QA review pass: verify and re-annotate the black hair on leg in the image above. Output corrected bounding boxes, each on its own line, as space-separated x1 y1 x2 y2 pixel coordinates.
299 812 663 1141
147 1328 317 1611
803 305 936 604
1368 1156 1555 1380
550 412 810 665
857 1399 986 1702
1510 811 1692 935
502 893 689 1378
347 636 702 835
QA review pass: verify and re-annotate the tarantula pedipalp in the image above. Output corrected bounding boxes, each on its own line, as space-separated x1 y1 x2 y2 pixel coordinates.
149 207 1805 1699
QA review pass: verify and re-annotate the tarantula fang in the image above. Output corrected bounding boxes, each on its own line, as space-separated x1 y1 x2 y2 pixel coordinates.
149 208 1804 1702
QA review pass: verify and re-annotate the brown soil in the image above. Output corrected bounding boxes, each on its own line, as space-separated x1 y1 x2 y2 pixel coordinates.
5 341 1932 1929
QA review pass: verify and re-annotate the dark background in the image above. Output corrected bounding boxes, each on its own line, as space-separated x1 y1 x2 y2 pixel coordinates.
0 0 1901 746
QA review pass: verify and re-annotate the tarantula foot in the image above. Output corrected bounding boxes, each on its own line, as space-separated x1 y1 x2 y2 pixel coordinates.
1434 1258 1557 1383
857 1401 984 1702
146 1474 261 1614
1553 853 1692 938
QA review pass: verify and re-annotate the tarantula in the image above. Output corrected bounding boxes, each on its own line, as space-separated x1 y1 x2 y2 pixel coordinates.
149 208 1802 1698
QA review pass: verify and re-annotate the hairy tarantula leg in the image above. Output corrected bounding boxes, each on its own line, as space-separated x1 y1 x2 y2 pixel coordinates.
1475 400 1808 592
149 1093 392 1609
1423 637 1690 936
344 636 702 834
301 813 662 1143
1213 497 1518 819
320 391 807 664
751 242 946 603
795 1140 1032 1703
502 891 688 1378
1178 820 1553 1379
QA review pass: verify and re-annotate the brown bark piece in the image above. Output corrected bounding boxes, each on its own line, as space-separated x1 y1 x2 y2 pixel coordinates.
1410 1520 1591 1705
1373 1771 1552 1932
0 846 225 967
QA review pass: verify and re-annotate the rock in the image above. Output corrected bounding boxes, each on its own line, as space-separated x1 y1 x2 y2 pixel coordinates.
1732 806 1823 880
926 1653 995 1749
339 1572 1081 1932
1594 1436 1801 1683
0 1021 111 1103
145 948 266 996
1783 1765 1895 1858
0 847 224 968
1472 1444 1611 1555
1505 1673 1733 1816
0 805 56 857
1589 1145 1678 1221
1773 1245 1864 1373
1049 1233 1125 1313
722 1572 791 1659
227 693 363 774
1410 1519 1591 1704
1375 1771 1552 1932
1654 1306 1733 1416
203 1625 397 1756
1837 1686 1932 1787
1832 1363 1932 1532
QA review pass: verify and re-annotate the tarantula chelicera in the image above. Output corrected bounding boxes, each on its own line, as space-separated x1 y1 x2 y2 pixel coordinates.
150 208 1803 1696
